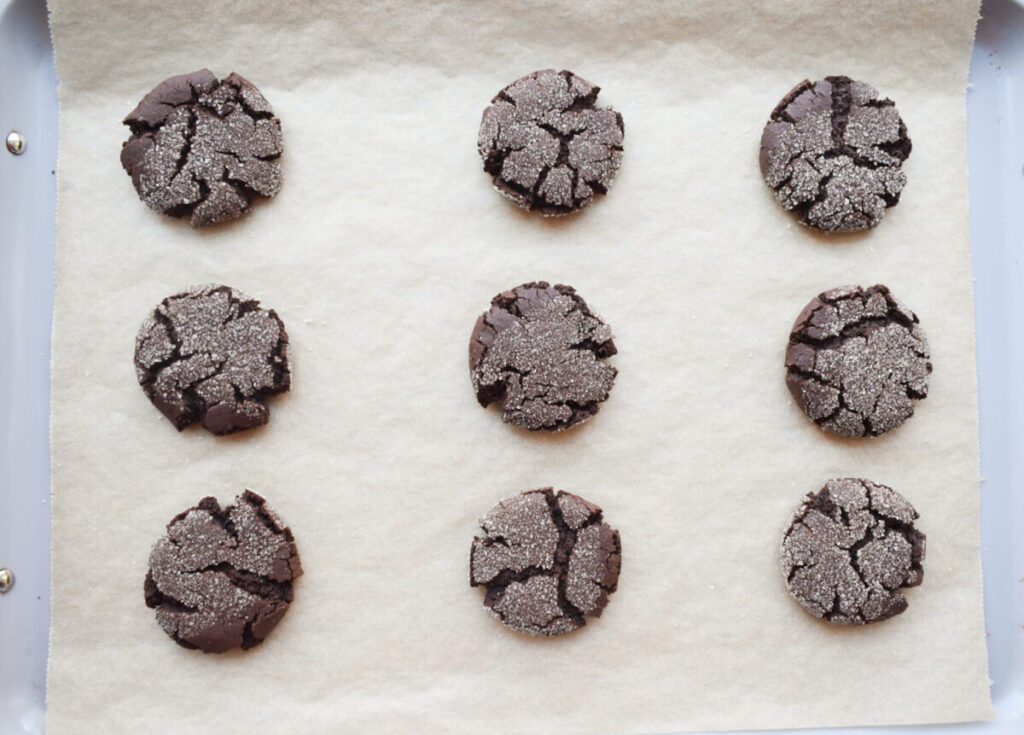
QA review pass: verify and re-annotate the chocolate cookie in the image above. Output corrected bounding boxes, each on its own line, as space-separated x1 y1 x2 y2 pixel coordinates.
470 488 621 636
785 285 930 438
134 284 290 435
470 282 617 432
478 69 624 215
145 491 302 652
780 478 925 624
760 76 911 232
121 69 282 227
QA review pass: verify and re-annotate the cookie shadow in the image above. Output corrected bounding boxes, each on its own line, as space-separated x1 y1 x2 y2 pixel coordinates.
800 224 872 249
165 392 290 445
486 403 603 445
800 409 916 448
502 198 603 235
807 608 918 636
147 195 276 240
759 184 874 251
206 423 271 445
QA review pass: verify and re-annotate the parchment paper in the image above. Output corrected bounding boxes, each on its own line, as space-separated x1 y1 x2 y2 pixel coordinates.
46 1 993 732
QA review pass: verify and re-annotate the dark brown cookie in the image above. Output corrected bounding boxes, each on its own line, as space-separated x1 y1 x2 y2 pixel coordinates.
478 69 624 215
145 491 302 653
780 478 925 625
470 488 621 637
785 285 931 438
760 76 911 232
121 69 283 227
134 284 290 435
470 282 617 432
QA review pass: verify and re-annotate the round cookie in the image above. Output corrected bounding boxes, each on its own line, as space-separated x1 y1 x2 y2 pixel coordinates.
478 69 624 215
145 491 302 652
760 75 911 232
780 478 925 624
470 488 621 636
470 282 617 432
121 69 283 227
785 284 931 438
134 284 290 435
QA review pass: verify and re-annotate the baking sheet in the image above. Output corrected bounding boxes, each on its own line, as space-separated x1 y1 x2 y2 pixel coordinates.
45 1 993 733
967 0 1024 719
0 1 57 733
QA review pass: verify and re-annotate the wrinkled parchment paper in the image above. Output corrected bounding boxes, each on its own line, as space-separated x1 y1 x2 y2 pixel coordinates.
46 1 992 732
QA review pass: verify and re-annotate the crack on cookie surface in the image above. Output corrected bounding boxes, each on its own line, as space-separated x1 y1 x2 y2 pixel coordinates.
780 478 925 624
469 282 617 432
784 284 931 438
120 69 283 227
145 491 302 653
470 488 621 636
478 69 624 215
134 284 290 435
759 75 911 232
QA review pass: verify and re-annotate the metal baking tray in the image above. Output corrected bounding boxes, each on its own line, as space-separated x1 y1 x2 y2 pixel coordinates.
0 0 1019 732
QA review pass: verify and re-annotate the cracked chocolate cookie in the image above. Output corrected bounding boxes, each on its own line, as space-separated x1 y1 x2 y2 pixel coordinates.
760 76 911 232
145 490 302 652
470 282 617 431
478 69 624 215
121 69 283 227
470 488 621 636
780 478 925 624
785 285 931 438
134 284 290 435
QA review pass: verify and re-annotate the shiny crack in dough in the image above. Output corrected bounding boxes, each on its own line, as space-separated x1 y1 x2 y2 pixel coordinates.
121 69 283 227
470 488 622 637
470 282 617 432
145 491 302 653
785 284 931 438
478 69 624 215
760 75 911 232
134 284 290 435
780 478 925 625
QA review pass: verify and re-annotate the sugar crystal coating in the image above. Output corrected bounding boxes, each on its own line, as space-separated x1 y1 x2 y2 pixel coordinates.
760 76 911 232
121 69 283 227
785 284 931 438
470 488 621 637
780 478 925 624
145 491 302 653
470 282 617 432
134 284 290 435
478 69 624 215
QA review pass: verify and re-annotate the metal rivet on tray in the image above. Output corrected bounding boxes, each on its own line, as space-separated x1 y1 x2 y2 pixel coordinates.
6 130 26 155
0 568 13 593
